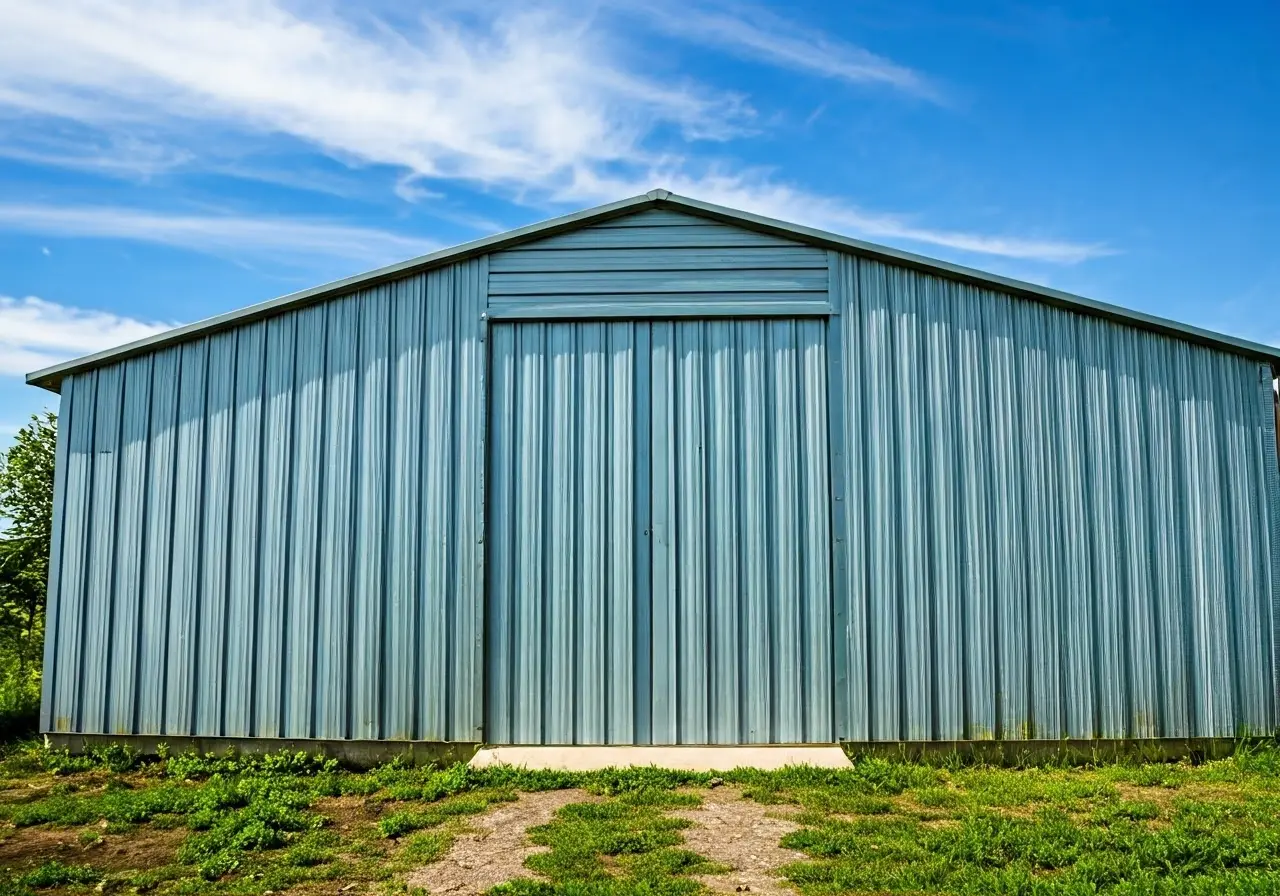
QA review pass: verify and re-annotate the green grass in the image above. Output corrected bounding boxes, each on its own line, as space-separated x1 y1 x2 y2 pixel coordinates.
760 749 1280 895
492 789 725 896
0 742 1277 895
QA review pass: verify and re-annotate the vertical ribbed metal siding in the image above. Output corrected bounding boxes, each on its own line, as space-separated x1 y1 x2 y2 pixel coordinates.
485 319 832 745
1263 371 1280 717
41 259 487 741
831 252 1279 740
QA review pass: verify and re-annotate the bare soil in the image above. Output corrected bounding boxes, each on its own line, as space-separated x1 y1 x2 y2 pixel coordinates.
404 789 598 895
672 788 803 896
0 824 184 875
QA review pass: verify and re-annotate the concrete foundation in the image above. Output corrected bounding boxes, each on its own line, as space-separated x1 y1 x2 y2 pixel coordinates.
44 732 480 769
840 738 1257 767
468 744 853 772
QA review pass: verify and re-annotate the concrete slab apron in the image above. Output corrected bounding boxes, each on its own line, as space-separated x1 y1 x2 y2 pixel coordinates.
468 745 851 772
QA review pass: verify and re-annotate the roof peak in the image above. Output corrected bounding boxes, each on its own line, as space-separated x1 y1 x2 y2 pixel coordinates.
645 188 671 201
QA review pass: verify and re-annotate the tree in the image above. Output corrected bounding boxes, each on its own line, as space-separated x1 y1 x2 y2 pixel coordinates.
0 411 57 675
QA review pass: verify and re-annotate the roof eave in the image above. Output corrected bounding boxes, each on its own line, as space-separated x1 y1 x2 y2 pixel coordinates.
26 189 1280 392
662 193 1280 372
25 192 664 392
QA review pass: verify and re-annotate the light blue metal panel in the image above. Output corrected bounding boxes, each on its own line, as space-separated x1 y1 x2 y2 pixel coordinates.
607 322 638 744
197 331 236 736
984 292 1030 740
798 318 834 743
489 209 829 321
488 300 834 321
353 285 391 739
832 252 1278 743
39 372 73 732
166 340 207 735
1049 310 1089 740
316 296 358 740
137 349 179 734
419 267 455 740
923 278 961 741
485 318 833 745
1018 301 1063 740
828 256 863 741
226 322 265 738
255 315 296 738
1110 326 1158 738
108 356 151 734
649 322 676 744
524 225 802 251
1081 316 1125 738
490 247 827 273
768 321 802 742
1144 335 1192 736
953 281 996 739
384 276 425 741
41 260 486 742
1225 358 1270 732
82 365 122 732
284 306 325 739
706 321 738 744
491 270 828 296
453 256 487 744
51 373 94 732
1261 368 1280 724
891 269 932 742
577 323 607 744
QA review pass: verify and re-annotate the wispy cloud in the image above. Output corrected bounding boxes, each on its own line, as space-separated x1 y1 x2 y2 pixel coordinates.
626 0 941 100
0 202 436 264
0 1 751 186
562 168 1115 263
0 0 1107 264
0 295 175 375
0 129 193 178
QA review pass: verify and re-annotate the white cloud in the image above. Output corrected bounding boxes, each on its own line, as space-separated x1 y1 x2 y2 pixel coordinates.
0 1 750 185
0 202 436 264
0 129 193 178
625 0 940 100
0 0 1109 264
561 167 1115 263
0 295 175 375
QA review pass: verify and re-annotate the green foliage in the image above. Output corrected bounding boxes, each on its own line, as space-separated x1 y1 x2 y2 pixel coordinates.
0 412 56 743
18 861 100 888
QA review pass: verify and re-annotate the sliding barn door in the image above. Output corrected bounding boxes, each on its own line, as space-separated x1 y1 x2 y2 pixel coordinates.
485 319 833 744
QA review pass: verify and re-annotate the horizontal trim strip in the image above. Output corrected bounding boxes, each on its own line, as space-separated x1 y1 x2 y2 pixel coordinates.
489 270 829 296
530 225 803 251
489 247 829 273
486 300 835 320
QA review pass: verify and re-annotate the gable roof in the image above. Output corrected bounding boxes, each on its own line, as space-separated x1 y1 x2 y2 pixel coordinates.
27 189 1280 392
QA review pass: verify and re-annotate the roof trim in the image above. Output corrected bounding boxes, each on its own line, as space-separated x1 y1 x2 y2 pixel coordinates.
27 188 1280 392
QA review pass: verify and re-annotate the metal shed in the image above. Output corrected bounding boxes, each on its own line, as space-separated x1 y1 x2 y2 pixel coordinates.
28 190 1280 750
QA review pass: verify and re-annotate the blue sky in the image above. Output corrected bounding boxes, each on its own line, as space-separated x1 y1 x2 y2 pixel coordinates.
1 0 1277 441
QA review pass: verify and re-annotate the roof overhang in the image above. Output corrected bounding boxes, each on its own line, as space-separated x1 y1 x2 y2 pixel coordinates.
27 189 1280 393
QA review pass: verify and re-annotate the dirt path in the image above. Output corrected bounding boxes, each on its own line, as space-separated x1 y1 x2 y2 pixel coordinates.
672 788 804 895
404 789 597 895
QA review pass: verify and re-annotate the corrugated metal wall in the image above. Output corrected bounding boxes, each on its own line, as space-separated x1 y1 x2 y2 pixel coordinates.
485 319 833 744
37 204 1280 747
40 259 487 741
830 252 1280 741
488 209 830 318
